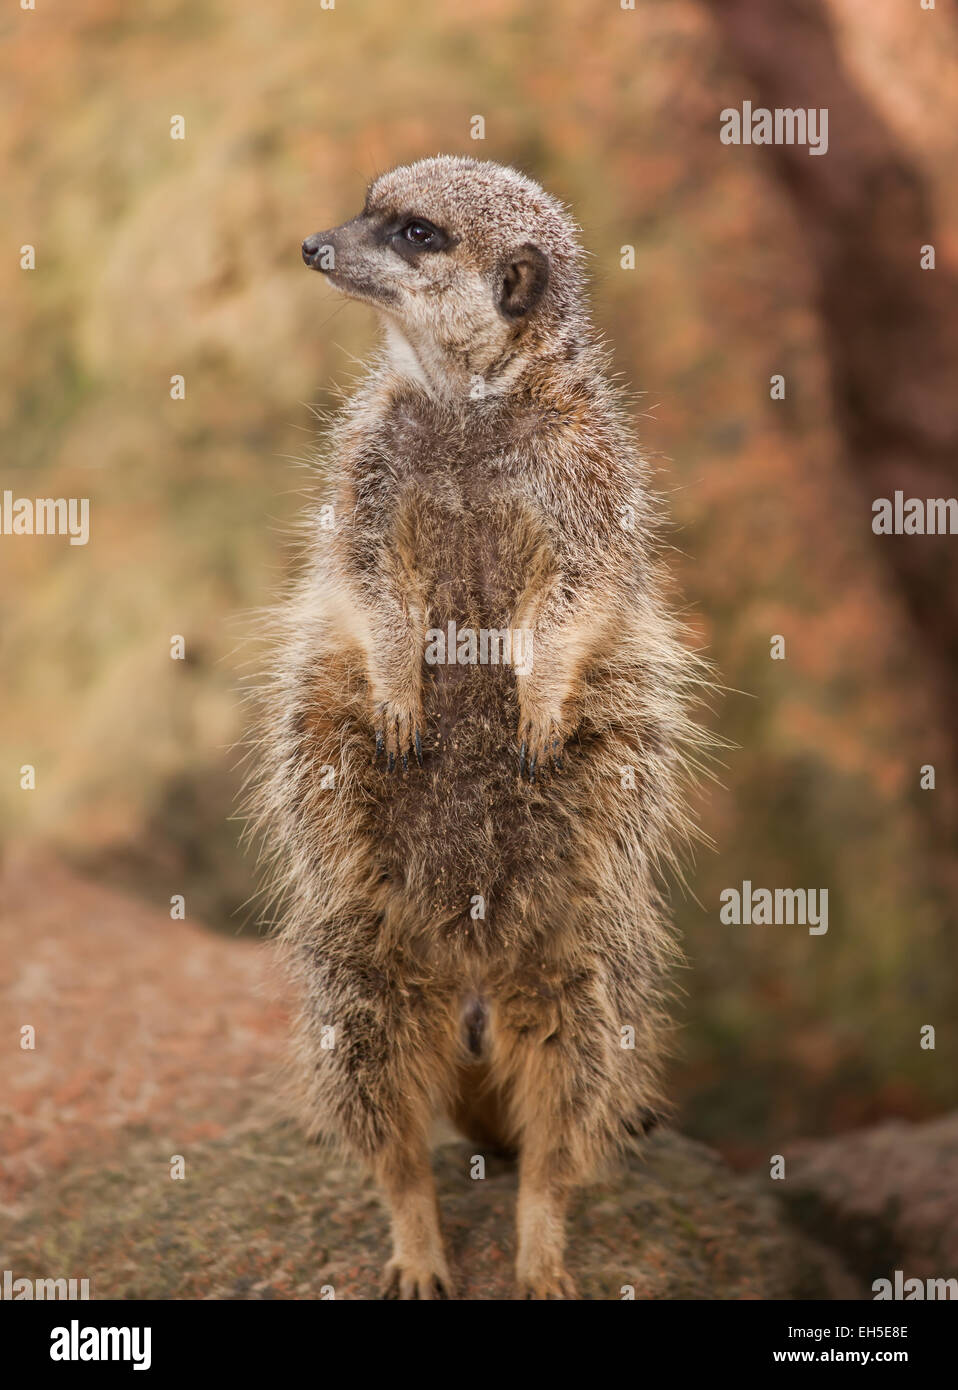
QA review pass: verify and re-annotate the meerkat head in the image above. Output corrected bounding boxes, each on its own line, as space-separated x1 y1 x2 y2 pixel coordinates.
302 155 588 398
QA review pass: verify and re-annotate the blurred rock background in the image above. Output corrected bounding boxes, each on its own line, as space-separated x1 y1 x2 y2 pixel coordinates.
2 0 956 1162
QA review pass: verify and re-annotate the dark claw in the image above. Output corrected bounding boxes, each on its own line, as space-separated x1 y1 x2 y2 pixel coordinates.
401 753 408 773
519 741 527 776
387 752 395 773
552 738 562 772
414 730 423 766
528 757 537 783
374 730 384 760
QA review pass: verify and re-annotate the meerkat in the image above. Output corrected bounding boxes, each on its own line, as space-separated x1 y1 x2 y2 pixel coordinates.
251 155 709 1299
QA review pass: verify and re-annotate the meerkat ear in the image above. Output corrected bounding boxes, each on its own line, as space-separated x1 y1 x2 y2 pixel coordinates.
498 243 550 320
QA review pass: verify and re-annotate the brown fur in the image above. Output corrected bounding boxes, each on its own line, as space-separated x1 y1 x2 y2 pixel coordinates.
247 157 714 1298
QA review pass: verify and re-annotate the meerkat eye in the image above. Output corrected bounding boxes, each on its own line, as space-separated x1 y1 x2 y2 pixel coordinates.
385 217 452 260
402 220 437 246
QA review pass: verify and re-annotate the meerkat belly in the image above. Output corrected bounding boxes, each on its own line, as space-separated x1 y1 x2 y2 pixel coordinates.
363 506 578 943
418 500 528 746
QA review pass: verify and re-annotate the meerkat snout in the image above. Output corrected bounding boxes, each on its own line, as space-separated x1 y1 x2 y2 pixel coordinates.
299 156 588 395
301 233 330 267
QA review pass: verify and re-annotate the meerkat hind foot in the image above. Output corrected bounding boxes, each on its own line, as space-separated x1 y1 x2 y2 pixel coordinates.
381 1256 453 1300
516 1263 579 1300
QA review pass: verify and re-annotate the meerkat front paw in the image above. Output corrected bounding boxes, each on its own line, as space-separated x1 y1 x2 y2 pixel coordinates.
373 700 423 773
381 1255 453 1300
517 712 566 782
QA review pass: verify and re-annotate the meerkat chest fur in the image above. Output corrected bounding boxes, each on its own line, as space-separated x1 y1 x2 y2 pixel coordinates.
352 388 575 633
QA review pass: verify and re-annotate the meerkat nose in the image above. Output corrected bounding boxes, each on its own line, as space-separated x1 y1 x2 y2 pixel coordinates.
302 235 326 268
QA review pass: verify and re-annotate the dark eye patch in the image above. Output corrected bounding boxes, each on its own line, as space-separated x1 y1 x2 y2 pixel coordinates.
380 213 456 262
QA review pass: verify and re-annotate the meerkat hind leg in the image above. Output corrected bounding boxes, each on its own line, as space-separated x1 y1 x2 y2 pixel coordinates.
376 1144 452 1300
493 990 601 1298
515 1146 579 1299
302 951 458 1299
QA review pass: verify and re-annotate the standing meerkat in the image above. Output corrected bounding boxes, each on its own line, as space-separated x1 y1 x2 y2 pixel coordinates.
252 155 709 1299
